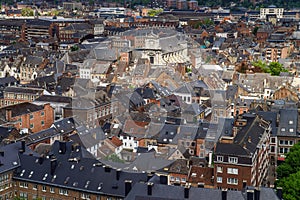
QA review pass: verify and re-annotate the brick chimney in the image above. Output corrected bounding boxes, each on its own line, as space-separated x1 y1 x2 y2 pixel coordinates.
5 109 12 121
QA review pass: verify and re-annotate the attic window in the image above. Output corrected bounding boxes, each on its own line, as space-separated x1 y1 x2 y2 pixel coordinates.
289 121 293 125
281 128 286 132
98 183 103 190
85 181 90 189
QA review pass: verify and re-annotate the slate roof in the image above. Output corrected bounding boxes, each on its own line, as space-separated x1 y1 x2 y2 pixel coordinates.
14 141 148 197
0 102 45 119
0 76 18 86
125 151 174 173
35 95 72 104
215 114 270 157
277 109 298 136
0 141 37 174
125 183 245 200
4 86 44 94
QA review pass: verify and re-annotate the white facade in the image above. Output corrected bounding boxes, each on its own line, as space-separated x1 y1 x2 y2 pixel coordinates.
119 135 139 152
260 7 284 19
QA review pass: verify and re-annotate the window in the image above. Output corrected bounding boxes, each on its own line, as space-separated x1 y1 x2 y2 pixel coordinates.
175 177 180 182
170 176 174 181
228 157 238 164
41 111 45 116
42 197 46 200
217 177 222 183
50 187 54 193
181 178 186 182
281 128 286 132
271 137 276 143
289 120 293 125
217 166 223 173
30 114 34 120
227 168 239 175
19 182 28 188
59 189 68 195
289 141 294 146
217 156 223 162
20 192 27 199
42 185 46 192
289 128 294 133
279 140 284 145
33 184 38 190
81 193 91 199
30 124 34 129
227 178 238 185
41 121 45 126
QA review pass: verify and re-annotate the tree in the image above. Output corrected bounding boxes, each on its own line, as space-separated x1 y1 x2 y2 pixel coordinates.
147 9 163 17
21 7 34 16
276 142 300 200
268 62 288 76
252 60 288 76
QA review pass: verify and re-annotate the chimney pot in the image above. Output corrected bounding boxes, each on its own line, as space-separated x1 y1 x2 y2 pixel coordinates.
20 140 25 153
116 168 121 180
124 180 132 196
50 159 57 176
247 189 254 200
254 187 260 200
276 187 283 200
222 189 227 200
147 182 153 196
184 184 190 199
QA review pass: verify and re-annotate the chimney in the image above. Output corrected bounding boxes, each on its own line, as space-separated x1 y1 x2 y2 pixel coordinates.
38 156 44 164
104 165 111 173
5 109 12 121
222 189 227 200
254 188 260 200
0 151 4 157
147 173 153 181
208 151 213 167
276 187 283 200
184 185 190 199
59 141 66 154
124 180 132 196
20 140 25 153
247 189 254 200
242 181 247 191
116 169 121 180
147 182 153 196
198 183 204 188
50 159 57 176
159 175 168 185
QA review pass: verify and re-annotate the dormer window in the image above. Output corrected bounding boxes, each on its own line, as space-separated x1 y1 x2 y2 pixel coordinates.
228 157 238 164
217 156 223 162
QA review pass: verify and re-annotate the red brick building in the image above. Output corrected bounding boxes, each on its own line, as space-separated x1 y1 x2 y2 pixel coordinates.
214 114 271 190
0 102 54 133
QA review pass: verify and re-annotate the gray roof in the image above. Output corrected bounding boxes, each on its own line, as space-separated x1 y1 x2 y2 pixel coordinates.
0 141 37 174
14 141 148 197
277 109 298 136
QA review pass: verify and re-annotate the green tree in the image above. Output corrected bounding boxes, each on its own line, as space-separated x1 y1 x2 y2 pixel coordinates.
147 9 163 17
252 60 288 76
276 142 300 200
21 7 34 16
269 62 288 76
